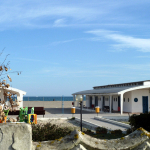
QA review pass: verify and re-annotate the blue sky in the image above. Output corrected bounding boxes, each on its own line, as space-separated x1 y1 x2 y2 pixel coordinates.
0 0 150 96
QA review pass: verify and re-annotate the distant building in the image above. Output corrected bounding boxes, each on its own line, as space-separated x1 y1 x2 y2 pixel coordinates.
72 80 150 115
0 87 26 110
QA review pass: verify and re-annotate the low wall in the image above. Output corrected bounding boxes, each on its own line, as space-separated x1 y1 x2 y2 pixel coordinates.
0 123 32 150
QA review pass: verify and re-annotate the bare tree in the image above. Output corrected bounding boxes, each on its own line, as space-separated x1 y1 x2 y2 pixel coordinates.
0 49 22 111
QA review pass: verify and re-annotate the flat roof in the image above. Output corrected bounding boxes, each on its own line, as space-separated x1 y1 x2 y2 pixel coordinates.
72 85 140 95
93 80 150 89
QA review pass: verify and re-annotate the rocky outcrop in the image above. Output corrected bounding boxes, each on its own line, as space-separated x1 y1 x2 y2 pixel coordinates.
32 127 150 150
0 121 150 150
0 123 32 150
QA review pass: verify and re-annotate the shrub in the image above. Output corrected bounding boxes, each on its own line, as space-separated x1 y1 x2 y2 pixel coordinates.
128 112 150 132
113 129 122 134
86 129 92 132
31 122 72 142
69 117 75 120
96 127 107 132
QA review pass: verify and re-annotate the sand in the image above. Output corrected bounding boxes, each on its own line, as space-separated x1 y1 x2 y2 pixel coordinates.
23 101 87 108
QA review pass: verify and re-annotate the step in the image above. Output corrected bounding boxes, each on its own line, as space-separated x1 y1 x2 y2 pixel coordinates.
94 116 131 128
36 117 128 134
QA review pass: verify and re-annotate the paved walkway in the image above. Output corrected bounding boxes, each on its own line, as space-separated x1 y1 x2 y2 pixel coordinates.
41 108 131 131
8 108 133 132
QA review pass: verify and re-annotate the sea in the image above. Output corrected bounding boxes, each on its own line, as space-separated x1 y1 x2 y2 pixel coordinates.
23 96 86 101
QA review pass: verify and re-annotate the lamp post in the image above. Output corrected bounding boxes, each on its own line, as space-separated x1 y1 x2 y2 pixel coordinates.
76 95 83 132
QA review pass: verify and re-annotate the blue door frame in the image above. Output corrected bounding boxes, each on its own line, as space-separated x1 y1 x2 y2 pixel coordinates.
142 96 148 113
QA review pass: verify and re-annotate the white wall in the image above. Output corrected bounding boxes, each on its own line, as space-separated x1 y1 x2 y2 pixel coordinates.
112 95 118 111
92 96 95 105
98 96 102 110
143 81 150 85
86 95 89 107
131 89 149 113
104 96 109 106
123 91 132 113
0 89 4 101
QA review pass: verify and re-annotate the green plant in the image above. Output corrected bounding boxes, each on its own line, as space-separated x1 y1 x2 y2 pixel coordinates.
86 129 92 132
69 117 75 120
126 128 134 135
113 129 122 134
31 122 72 142
96 127 107 132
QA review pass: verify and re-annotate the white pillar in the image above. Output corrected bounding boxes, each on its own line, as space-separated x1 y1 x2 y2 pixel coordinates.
82 95 84 107
17 93 23 108
109 95 112 113
120 93 123 115
77 95 79 107
73 95 75 107
101 96 103 111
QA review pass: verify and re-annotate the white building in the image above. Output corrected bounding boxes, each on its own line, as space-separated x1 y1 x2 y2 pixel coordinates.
0 87 26 110
72 80 150 115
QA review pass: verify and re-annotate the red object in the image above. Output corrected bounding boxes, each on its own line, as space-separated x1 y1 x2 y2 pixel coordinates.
72 102 74 105
118 107 120 111
92 105 94 108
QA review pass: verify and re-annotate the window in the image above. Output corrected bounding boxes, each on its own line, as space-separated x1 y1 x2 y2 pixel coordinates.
128 98 129 102
134 98 138 102
124 98 125 102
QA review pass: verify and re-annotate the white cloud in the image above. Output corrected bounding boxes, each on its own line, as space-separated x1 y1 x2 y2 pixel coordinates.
0 1 146 29
86 29 150 52
53 18 66 27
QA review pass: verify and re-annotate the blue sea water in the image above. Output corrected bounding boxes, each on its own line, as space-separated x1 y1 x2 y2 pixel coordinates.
23 96 86 101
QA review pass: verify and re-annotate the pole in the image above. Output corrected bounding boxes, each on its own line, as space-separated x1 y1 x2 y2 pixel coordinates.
43 97 44 107
80 101 82 132
28 97 29 107
62 95 64 114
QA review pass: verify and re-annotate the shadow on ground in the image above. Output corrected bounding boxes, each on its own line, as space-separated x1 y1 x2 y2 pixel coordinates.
44 108 96 114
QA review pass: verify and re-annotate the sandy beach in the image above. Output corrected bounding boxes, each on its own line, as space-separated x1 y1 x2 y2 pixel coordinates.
23 101 87 108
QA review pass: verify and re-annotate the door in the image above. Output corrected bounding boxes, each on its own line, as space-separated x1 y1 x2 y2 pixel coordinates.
89 96 92 108
111 96 113 111
95 96 98 107
103 96 105 111
118 96 120 111
143 96 148 113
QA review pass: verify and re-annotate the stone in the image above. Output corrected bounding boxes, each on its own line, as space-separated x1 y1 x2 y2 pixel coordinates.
70 144 87 150
32 128 150 150
0 122 32 150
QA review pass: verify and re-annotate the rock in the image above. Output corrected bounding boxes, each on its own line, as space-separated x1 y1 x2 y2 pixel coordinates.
32 128 150 150
70 144 87 150
0 123 32 150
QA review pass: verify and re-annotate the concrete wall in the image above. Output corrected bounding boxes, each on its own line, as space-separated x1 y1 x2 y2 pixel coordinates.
131 89 149 113
0 123 32 150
